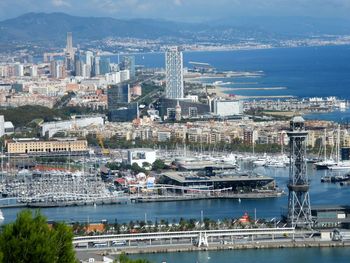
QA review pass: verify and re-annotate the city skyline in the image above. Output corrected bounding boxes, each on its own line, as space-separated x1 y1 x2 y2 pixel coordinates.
0 0 350 22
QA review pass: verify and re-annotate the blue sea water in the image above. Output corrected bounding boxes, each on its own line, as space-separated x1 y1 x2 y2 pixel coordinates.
130 247 350 263
132 45 350 99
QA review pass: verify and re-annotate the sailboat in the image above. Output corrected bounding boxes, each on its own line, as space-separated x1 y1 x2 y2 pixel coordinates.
327 125 350 171
314 129 336 170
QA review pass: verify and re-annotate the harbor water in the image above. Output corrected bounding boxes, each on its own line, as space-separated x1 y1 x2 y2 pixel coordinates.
129 247 350 263
1 163 348 224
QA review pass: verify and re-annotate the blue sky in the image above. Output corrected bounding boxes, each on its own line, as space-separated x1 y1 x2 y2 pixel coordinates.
0 0 348 21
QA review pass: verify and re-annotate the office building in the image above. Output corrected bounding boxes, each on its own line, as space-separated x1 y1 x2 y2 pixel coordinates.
99 57 110 75
165 47 184 99
93 56 100 76
14 63 24 77
65 32 74 71
107 83 130 110
108 103 138 122
121 56 135 78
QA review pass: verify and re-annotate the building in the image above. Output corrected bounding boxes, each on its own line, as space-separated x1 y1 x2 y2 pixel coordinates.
312 205 350 229
159 171 276 193
127 148 156 167
99 57 110 75
213 100 243 116
108 103 138 122
65 32 74 71
107 83 130 110
0 115 4 137
5 138 88 155
93 56 100 76
121 56 135 78
159 98 210 119
40 116 105 138
165 47 184 99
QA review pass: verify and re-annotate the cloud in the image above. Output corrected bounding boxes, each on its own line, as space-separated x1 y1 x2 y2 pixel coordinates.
52 0 71 7
174 0 183 6
1 0 350 21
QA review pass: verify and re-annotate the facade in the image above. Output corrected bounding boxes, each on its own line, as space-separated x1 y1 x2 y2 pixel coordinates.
165 47 184 99
127 148 156 167
40 116 105 138
108 103 138 122
159 98 210 119
5 138 88 155
99 57 110 75
107 83 130 110
0 115 4 137
213 100 243 116
121 56 135 78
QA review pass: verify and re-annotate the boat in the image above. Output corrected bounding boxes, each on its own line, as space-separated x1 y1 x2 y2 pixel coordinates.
314 129 336 170
0 210 4 221
328 161 350 171
326 125 350 171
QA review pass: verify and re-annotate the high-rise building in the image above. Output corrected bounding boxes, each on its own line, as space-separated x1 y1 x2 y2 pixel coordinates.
30 65 38 77
50 60 65 79
65 32 74 71
74 53 83 76
99 57 111 75
107 83 130 110
66 32 73 57
121 56 135 78
165 47 184 99
93 56 100 76
14 63 24 77
85 51 94 77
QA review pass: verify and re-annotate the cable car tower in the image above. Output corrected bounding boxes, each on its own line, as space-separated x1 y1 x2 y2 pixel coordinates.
287 116 312 228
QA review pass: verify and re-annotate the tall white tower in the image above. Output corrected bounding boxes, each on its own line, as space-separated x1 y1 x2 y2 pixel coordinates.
165 46 184 99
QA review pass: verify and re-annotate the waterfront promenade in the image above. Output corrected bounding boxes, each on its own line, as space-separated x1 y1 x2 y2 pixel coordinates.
74 227 350 260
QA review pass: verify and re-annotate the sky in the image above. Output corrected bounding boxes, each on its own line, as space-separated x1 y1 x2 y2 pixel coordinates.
0 0 349 22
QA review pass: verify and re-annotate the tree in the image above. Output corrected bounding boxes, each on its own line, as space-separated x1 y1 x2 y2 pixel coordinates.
115 252 152 263
0 210 76 263
152 159 166 171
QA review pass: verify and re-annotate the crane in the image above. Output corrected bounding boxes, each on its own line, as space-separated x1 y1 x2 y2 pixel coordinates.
96 133 110 155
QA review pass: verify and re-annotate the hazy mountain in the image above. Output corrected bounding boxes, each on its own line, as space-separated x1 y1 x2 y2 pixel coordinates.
0 12 190 43
0 12 349 44
213 16 350 37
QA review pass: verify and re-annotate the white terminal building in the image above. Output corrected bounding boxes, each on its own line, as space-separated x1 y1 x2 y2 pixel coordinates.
213 100 243 116
165 46 184 99
127 148 157 167
40 115 104 138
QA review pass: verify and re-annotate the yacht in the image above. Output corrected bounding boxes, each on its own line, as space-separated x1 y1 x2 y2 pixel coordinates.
327 126 350 171
314 129 336 170
0 210 4 221
328 161 350 171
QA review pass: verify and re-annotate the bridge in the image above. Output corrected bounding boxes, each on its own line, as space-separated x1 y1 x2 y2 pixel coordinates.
73 227 297 249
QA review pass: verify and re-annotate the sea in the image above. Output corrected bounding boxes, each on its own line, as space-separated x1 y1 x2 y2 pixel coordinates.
131 45 350 122
5 45 350 262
